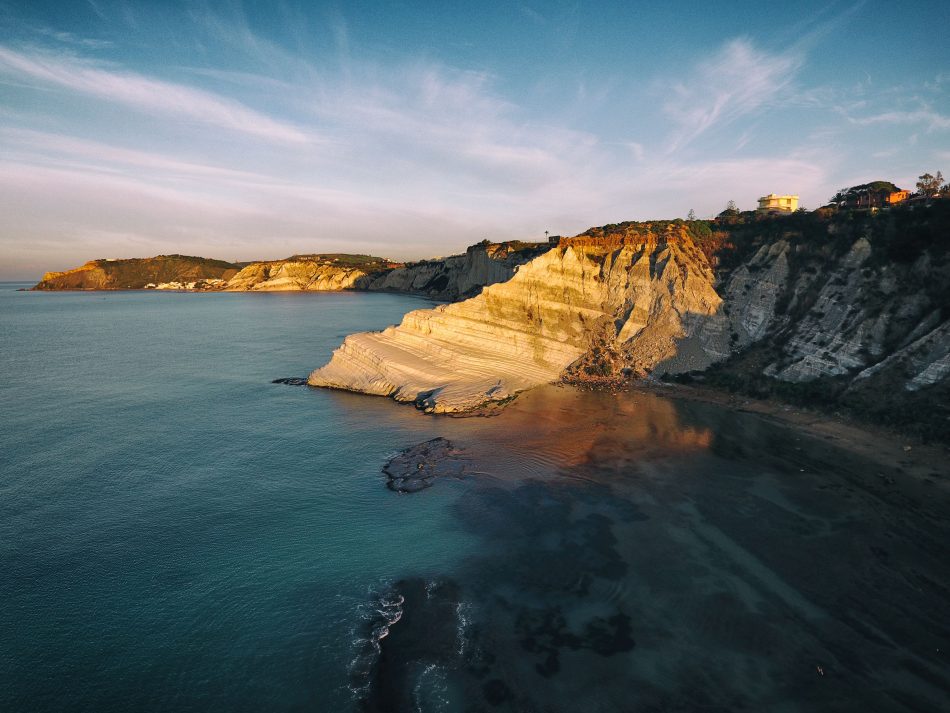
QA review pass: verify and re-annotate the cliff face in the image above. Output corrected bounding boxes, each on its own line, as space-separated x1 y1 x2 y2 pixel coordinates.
32 244 533 297
223 241 543 296
712 236 941 384
309 226 723 412
311 207 950 437
357 241 549 301
224 260 377 291
694 204 950 438
32 255 240 290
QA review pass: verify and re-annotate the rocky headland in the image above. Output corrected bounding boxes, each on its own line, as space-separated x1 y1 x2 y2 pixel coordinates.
31 242 543 298
309 224 724 413
311 203 950 440
32 254 242 290
691 201 950 440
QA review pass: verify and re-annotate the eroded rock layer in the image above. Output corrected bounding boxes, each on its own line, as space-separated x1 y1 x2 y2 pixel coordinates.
357 241 549 301
224 260 374 291
309 226 724 412
692 203 950 439
311 206 950 433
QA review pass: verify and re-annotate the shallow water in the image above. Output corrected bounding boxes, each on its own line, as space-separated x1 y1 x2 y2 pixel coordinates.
2 284 948 711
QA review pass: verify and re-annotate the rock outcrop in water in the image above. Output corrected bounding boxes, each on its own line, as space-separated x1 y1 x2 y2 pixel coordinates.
309 224 724 412
382 437 470 492
30 202 950 436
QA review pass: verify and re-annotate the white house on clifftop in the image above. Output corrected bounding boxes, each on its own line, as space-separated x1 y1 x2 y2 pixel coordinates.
757 193 799 213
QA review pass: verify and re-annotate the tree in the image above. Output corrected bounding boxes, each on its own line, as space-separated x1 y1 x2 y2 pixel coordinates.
726 200 737 212
916 171 943 197
833 181 899 204
687 209 696 220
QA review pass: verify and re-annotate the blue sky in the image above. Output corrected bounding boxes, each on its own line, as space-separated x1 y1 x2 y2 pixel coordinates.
1 1 947 278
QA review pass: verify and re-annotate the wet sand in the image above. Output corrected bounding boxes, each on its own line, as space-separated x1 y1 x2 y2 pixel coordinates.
352 385 950 711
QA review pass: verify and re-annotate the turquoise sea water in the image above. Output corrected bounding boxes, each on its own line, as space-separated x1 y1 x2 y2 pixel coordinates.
2 283 949 712
1 285 475 710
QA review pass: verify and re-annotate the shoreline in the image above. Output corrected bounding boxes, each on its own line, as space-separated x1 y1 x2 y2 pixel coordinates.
21 285 443 302
632 379 948 490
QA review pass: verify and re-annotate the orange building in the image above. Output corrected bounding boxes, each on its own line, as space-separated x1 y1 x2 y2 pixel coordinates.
885 190 910 205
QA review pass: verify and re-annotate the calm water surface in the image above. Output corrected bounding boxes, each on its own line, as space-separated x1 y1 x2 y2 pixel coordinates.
2 284 948 712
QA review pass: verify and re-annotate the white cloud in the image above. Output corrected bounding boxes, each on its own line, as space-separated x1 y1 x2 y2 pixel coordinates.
32 27 113 49
848 109 950 132
2 128 272 181
624 141 645 161
662 39 802 152
0 42 838 277
0 45 312 144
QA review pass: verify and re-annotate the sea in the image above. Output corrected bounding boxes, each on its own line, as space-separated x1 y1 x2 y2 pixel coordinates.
2 282 948 712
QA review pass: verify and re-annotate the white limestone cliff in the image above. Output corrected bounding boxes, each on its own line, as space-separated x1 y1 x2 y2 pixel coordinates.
224 261 371 291
309 220 950 417
309 228 725 412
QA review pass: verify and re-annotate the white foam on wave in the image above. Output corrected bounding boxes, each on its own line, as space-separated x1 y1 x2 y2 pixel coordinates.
412 662 450 713
345 580 407 699
454 600 471 657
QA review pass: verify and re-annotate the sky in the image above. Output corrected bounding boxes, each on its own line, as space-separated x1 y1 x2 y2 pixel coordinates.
0 1 948 278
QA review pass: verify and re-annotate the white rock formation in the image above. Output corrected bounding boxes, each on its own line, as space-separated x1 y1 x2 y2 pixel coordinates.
309 217 950 416
225 261 371 291
310 229 724 412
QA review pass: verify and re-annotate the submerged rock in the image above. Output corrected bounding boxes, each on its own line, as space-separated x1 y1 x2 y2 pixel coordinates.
382 437 470 492
271 377 309 386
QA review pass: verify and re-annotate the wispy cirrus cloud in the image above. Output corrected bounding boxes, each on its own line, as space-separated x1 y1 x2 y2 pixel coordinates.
0 45 312 144
303 61 601 193
662 38 802 152
1 127 274 182
32 26 113 49
847 109 950 131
